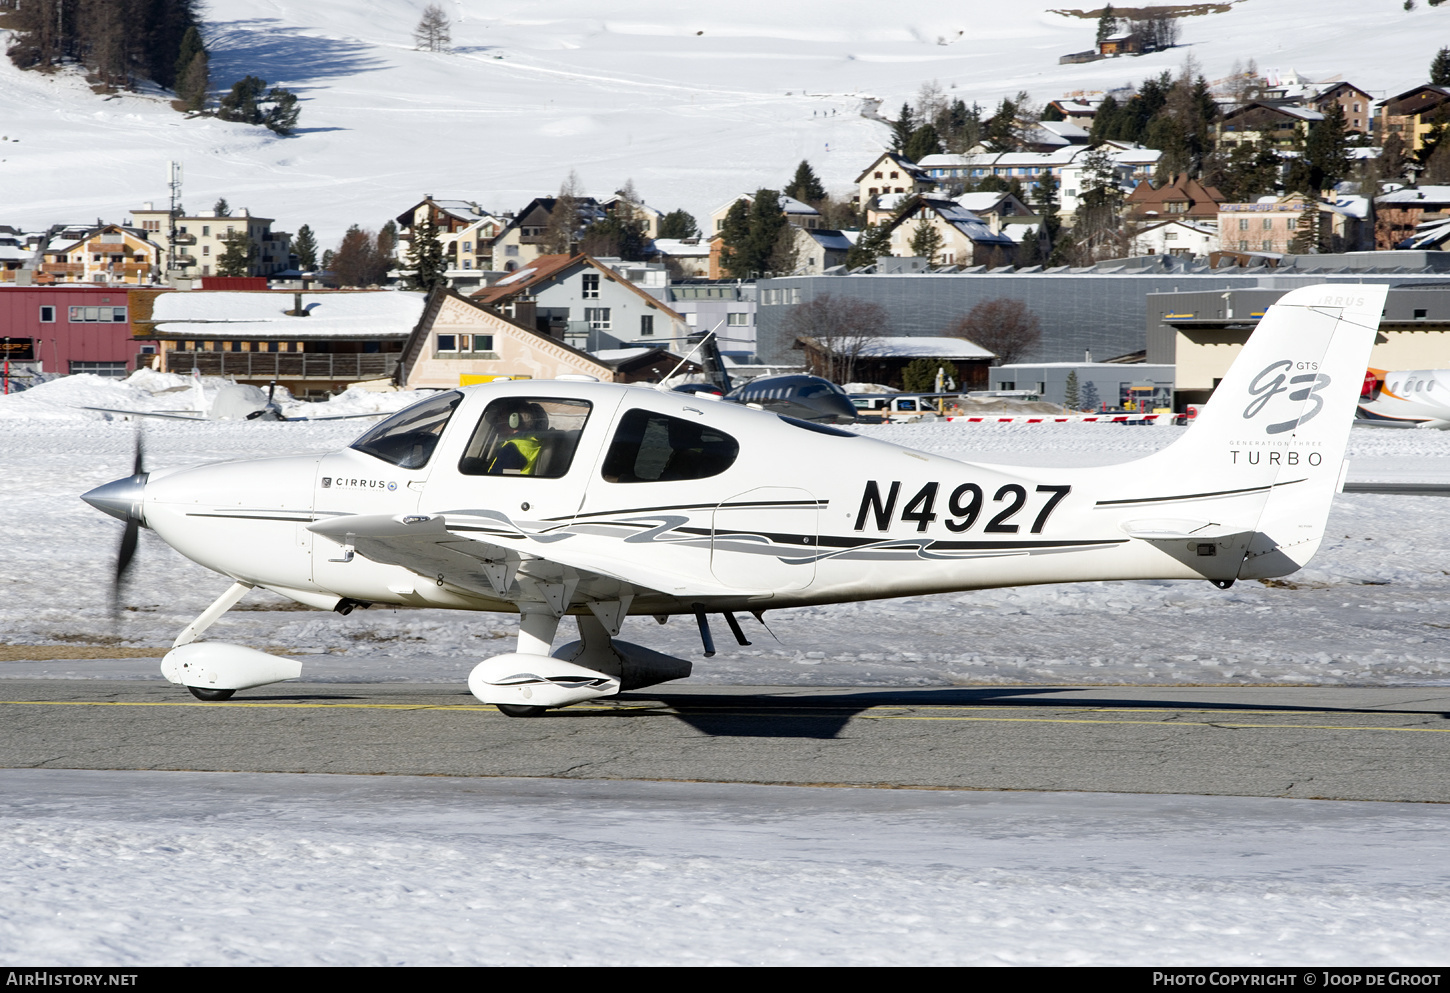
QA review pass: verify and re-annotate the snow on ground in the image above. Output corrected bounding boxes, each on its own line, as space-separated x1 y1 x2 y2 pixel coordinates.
3 390 1450 689
2 0 1446 243
2 769 1449 966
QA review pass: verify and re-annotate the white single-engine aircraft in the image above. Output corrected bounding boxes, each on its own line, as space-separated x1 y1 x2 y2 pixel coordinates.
82 284 1387 715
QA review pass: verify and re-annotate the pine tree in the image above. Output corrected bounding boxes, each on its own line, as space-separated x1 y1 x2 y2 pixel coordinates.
1289 203 1321 254
175 46 209 112
218 75 266 124
263 86 300 135
784 161 827 204
413 3 452 52
213 198 231 217
1301 101 1350 194
746 189 789 274
1433 47 1450 87
174 24 205 92
1080 380 1101 411
846 222 892 269
658 209 699 239
904 124 944 163
1095 4 1118 46
216 230 254 277
406 212 447 290
909 216 943 264
890 103 916 153
1064 370 1081 409
716 199 753 278
292 224 319 271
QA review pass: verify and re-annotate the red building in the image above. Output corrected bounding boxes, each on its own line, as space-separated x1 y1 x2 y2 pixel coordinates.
0 285 157 377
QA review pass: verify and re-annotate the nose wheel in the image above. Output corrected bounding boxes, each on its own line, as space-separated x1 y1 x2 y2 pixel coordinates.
187 686 236 701
496 703 547 718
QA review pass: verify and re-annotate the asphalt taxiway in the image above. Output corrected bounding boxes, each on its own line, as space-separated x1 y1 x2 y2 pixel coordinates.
2 680 1448 802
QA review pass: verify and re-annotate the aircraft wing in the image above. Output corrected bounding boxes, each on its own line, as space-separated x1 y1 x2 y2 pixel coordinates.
308 512 746 612
81 406 206 421
285 411 391 421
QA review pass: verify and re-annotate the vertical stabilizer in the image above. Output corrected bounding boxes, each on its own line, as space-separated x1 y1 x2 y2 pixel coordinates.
1130 284 1387 579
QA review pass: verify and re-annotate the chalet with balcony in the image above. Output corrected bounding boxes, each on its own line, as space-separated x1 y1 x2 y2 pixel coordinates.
1216 102 1324 149
129 206 291 279
38 224 161 285
1376 85 1450 152
491 196 606 273
1312 81 1374 136
394 195 504 274
134 289 425 398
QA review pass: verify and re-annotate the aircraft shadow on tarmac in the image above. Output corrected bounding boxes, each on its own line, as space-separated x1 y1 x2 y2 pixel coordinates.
604 687 1450 740
213 686 1450 741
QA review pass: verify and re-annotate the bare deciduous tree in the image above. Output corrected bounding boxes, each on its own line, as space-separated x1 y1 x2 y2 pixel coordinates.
783 294 889 384
948 298 1041 366
413 3 452 52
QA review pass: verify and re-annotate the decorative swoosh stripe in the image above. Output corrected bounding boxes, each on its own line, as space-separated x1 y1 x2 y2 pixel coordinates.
1094 478 1304 508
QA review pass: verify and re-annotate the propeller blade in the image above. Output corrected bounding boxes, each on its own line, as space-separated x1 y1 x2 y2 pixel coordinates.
111 427 146 615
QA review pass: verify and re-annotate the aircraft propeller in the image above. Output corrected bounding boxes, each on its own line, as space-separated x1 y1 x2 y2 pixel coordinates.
81 428 150 615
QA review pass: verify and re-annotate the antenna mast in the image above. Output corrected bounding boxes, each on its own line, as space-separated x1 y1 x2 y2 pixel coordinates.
167 161 183 276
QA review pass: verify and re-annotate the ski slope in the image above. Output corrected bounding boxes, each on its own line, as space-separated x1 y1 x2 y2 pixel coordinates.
0 0 1442 245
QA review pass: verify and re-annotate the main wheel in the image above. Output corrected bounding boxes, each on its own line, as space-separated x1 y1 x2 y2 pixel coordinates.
497 703 547 718
187 686 235 701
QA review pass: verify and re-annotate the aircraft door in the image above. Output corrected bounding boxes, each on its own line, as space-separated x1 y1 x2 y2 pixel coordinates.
423 393 619 528
711 486 818 592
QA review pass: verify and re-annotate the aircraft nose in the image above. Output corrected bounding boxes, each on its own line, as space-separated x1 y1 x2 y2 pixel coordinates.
81 473 149 524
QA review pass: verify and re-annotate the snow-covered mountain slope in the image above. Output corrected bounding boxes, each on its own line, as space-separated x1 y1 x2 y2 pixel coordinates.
0 0 1438 245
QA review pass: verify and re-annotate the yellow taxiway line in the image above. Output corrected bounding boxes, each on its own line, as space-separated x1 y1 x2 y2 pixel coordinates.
0 699 1445 733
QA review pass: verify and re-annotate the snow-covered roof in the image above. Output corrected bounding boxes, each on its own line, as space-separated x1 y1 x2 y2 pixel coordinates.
151 291 427 338
1037 120 1090 140
1378 186 1450 207
805 229 853 251
856 336 995 360
953 192 1012 213
916 200 1015 246
779 195 820 216
1001 221 1041 244
0 245 30 261
876 192 911 212
651 238 709 257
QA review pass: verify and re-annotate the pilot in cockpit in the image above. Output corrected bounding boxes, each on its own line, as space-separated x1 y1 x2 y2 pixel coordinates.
485 400 549 475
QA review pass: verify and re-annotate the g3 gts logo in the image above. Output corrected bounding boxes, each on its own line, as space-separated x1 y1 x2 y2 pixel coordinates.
1243 360 1331 435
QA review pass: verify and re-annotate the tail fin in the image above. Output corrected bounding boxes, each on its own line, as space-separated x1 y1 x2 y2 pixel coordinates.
1132 283 1386 579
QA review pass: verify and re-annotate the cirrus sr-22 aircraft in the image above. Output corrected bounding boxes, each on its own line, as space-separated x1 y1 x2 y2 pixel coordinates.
82 284 1386 716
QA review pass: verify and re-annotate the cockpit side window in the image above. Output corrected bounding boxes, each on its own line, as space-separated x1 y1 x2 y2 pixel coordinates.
602 408 739 483
457 397 593 478
350 390 462 469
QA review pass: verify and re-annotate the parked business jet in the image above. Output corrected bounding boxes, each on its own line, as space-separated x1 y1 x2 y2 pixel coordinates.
1357 367 1450 428
82 284 1386 715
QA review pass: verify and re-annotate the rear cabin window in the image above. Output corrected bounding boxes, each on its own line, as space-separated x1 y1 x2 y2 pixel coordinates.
602 408 739 483
457 398 592 478
350 390 462 469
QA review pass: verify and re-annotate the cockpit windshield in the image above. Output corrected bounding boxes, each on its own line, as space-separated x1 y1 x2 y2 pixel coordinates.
350 391 462 469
